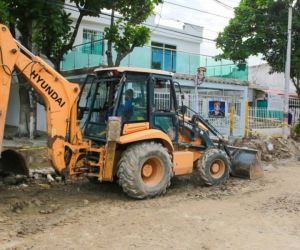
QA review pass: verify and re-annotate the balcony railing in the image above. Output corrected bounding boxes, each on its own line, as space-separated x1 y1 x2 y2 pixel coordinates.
61 43 248 81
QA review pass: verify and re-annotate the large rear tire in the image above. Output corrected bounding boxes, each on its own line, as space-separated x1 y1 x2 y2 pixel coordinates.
193 148 230 186
117 142 173 199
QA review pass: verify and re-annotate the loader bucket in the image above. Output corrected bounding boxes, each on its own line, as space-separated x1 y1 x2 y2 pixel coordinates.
228 147 263 179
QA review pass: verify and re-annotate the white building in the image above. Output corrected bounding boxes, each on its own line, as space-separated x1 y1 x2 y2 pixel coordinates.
61 6 203 74
5 5 249 137
249 63 296 92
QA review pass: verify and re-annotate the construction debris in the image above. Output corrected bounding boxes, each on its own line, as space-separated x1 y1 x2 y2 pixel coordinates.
0 166 62 187
234 137 300 162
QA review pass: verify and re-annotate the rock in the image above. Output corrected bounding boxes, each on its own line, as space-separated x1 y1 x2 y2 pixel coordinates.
31 198 43 207
262 154 273 162
15 175 27 183
47 174 55 183
55 176 62 182
83 199 89 205
39 204 59 214
266 143 274 152
32 173 40 180
37 183 51 189
280 148 289 152
9 200 28 213
3 175 17 185
30 168 55 176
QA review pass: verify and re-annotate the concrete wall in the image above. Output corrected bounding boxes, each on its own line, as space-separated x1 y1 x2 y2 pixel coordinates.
6 84 20 127
6 84 47 132
249 64 296 92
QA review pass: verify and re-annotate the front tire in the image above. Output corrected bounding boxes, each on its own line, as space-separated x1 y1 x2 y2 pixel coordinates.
117 142 173 199
193 148 230 186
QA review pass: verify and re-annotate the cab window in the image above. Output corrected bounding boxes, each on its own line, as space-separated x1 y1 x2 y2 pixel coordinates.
117 74 148 123
154 79 175 112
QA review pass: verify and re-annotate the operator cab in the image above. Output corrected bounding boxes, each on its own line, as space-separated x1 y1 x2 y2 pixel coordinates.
78 67 178 143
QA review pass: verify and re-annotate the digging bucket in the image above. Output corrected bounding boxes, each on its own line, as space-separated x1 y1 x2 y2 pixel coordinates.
228 146 263 179
0 149 29 176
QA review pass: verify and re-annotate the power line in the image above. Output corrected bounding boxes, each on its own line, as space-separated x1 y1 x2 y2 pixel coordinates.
23 0 214 43
211 0 234 10
60 2 217 43
151 3 164 32
10 0 288 47
51 0 285 40
164 1 231 19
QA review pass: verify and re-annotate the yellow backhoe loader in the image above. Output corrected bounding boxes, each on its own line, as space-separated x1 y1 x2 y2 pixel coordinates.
0 24 263 199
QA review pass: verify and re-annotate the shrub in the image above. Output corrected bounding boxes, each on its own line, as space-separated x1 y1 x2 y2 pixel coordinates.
294 121 300 135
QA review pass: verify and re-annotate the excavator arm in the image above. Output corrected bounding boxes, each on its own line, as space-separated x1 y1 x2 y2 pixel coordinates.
0 24 87 174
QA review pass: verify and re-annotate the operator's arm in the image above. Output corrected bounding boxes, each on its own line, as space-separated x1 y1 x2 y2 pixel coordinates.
119 99 133 113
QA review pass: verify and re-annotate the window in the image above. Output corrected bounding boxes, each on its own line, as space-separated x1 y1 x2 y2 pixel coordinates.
154 79 175 112
153 79 177 141
84 81 112 139
117 74 148 123
154 115 176 141
151 42 176 72
82 29 103 55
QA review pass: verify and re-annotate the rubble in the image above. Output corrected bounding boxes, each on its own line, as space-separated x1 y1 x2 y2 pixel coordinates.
39 204 59 214
0 166 62 188
234 136 300 162
46 174 55 183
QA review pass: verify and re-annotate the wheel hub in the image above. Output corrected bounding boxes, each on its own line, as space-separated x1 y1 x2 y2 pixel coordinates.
210 159 225 179
141 157 164 186
211 163 220 174
142 164 153 178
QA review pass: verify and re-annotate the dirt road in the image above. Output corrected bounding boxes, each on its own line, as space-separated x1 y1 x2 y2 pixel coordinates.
1 159 300 250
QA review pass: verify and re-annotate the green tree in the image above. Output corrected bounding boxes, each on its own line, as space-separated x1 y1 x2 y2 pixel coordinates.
5 0 50 137
0 0 9 24
34 0 105 71
105 0 162 66
216 0 300 97
4 0 104 136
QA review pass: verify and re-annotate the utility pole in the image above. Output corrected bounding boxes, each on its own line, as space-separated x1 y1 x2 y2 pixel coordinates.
194 67 206 114
283 0 297 138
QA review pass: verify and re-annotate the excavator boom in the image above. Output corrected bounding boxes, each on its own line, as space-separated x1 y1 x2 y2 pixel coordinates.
0 24 86 173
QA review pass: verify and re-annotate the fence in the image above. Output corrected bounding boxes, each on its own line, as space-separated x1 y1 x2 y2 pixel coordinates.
291 108 300 125
61 43 248 81
248 108 283 129
155 92 300 136
154 91 244 137
248 107 300 129
290 97 300 125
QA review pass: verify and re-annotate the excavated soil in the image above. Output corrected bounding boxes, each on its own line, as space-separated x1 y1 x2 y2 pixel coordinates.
0 156 300 249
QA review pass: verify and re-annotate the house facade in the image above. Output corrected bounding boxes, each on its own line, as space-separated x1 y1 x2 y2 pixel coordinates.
5 4 250 137
248 64 299 109
61 6 203 74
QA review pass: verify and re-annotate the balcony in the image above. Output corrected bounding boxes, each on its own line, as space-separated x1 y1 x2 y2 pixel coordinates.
61 43 248 81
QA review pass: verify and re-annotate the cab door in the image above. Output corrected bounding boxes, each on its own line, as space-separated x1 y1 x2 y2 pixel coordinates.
150 77 178 142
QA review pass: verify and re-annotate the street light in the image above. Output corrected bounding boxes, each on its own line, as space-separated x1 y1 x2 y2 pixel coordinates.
283 0 297 138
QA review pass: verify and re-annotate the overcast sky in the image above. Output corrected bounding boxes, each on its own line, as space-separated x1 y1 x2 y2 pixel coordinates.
155 0 264 66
